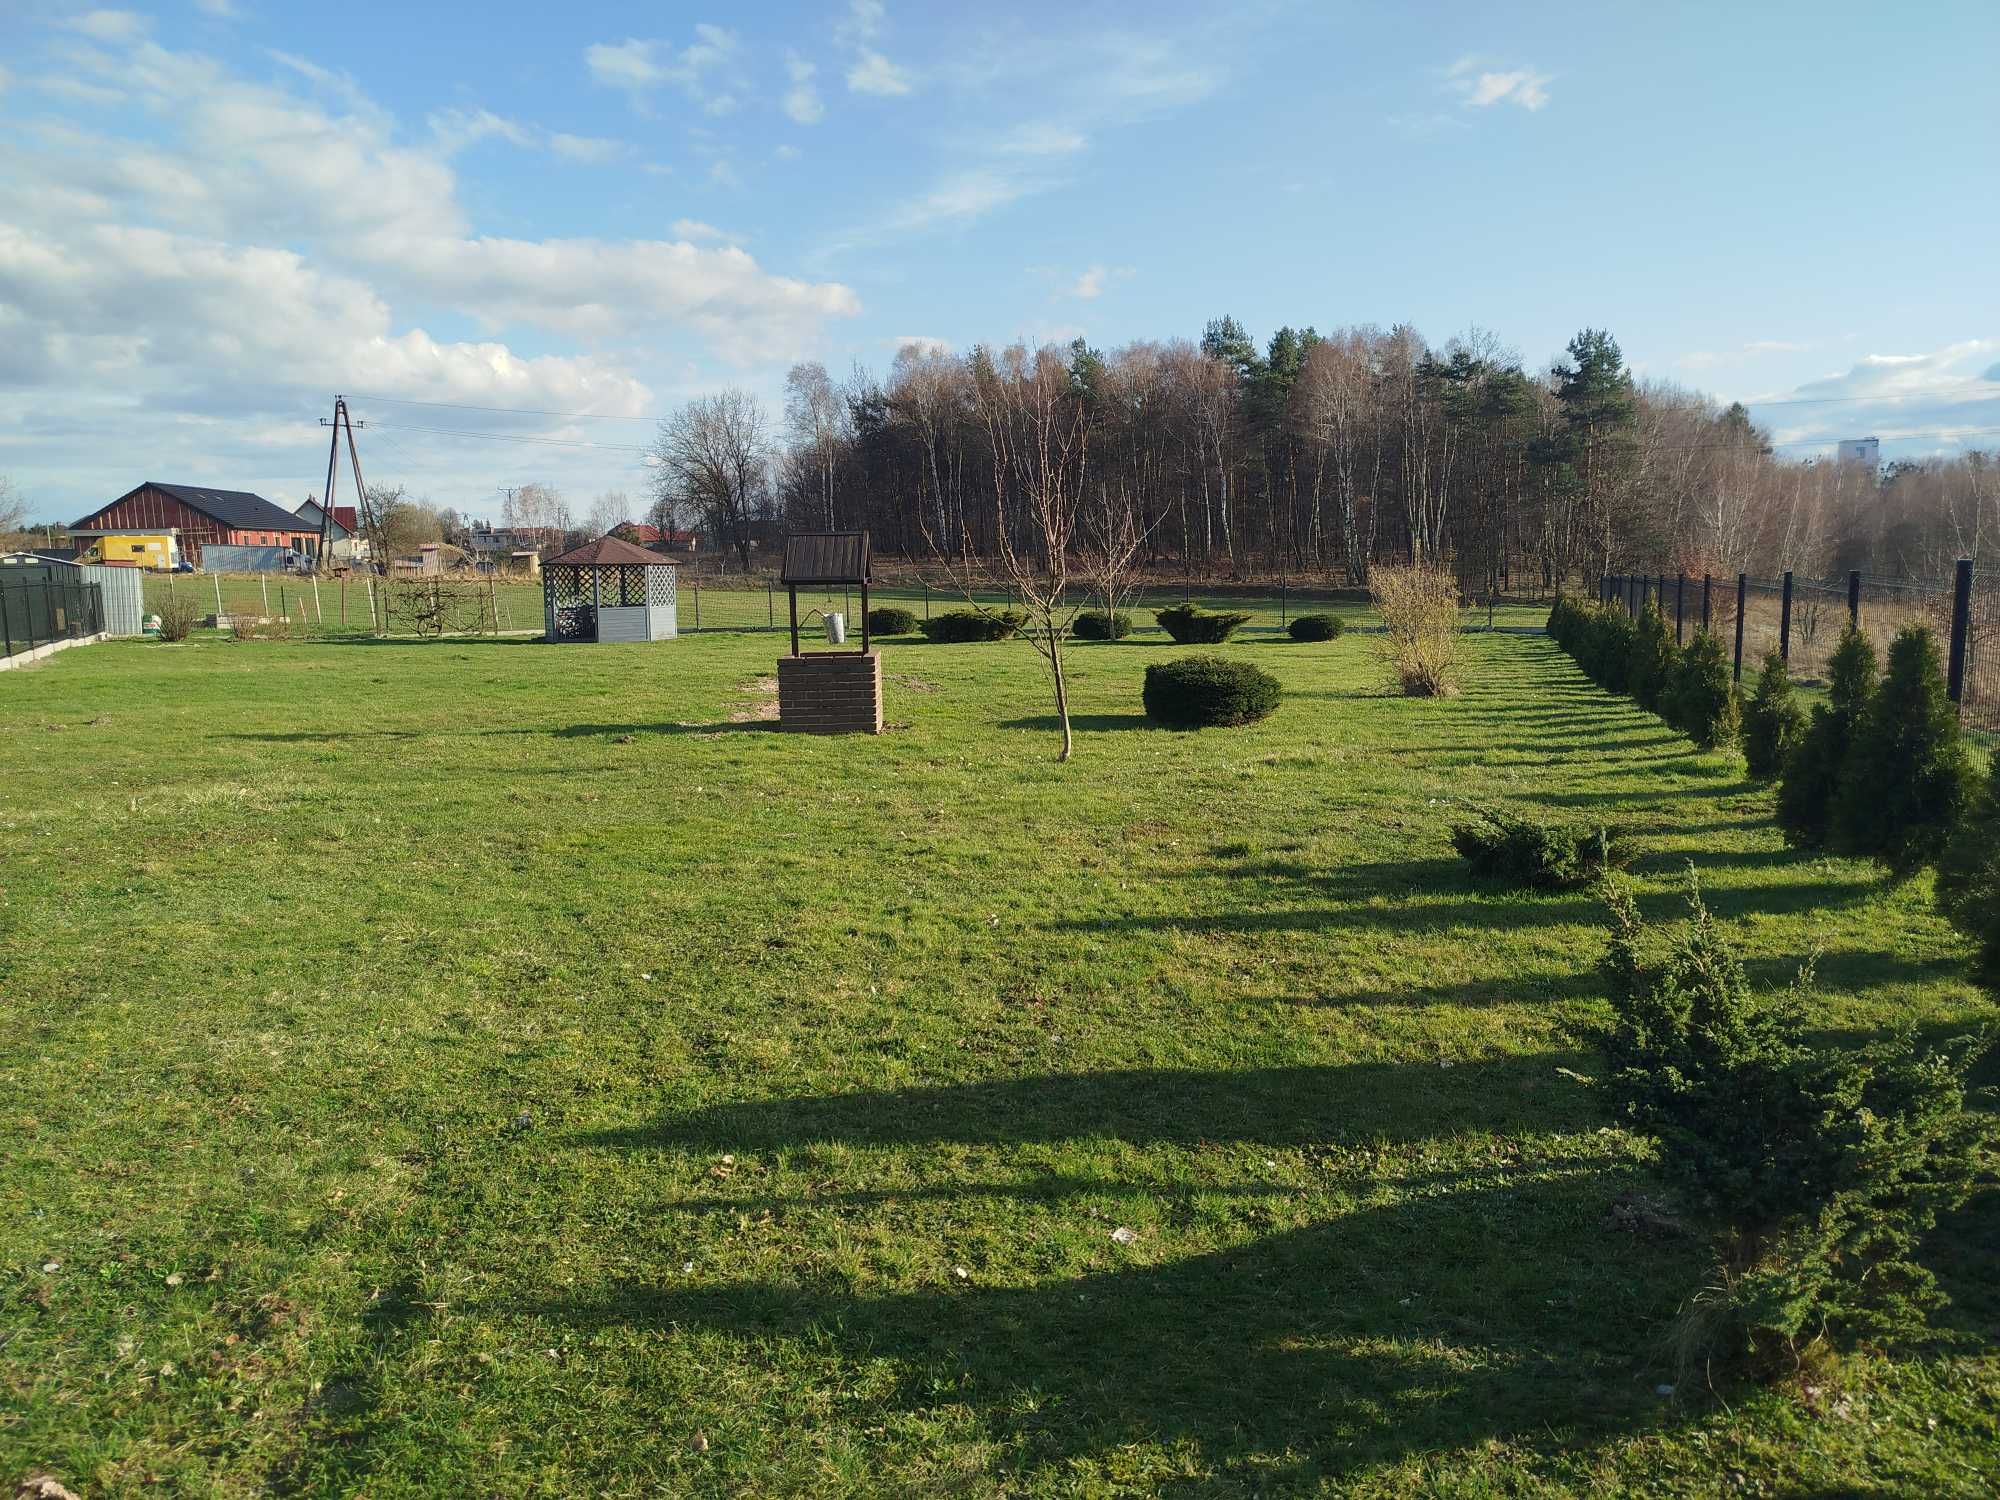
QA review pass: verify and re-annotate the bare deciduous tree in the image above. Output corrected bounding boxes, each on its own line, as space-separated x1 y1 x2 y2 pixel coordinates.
651 391 770 571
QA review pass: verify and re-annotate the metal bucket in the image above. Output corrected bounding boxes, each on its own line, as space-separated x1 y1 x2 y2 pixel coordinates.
825 611 847 644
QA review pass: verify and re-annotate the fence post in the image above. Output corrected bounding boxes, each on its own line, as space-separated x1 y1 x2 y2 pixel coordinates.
1733 574 1747 682
767 581 773 628
924 582 930 620
1657 574 1667 620
1674 572 1686 643
2 584 11 656
1847 569 1861 630
694 580 701 631
1947 557 1973 706
1701 573 1712 633
1779 570 1794 664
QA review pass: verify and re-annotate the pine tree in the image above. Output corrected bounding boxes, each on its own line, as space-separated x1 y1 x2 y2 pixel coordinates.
1626 604 1679 712
1937 756 2000 981
1775 627 1876 849
1665 631 1740 748
1833 625 1978 871
1741 651 1806 779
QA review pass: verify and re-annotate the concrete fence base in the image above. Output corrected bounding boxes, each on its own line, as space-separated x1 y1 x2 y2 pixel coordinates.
777 651 883 734
0 632 108 672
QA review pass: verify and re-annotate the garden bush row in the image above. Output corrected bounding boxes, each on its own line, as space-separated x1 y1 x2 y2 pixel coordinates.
1545 596 1738 747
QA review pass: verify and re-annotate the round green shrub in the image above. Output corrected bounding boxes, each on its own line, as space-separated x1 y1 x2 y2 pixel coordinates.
866 606 919 636
1154 603 1253 644
920 608 1022 643
1142 654 1280 728
1072 609 1132 640
1287 612 1345 642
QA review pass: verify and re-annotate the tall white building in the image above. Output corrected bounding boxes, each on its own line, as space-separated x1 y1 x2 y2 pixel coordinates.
1836 436 1881 469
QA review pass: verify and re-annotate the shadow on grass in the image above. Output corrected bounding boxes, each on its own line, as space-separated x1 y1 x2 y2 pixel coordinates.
550 1057 1681 1489
585 1053 1594 1155
552 720 782 738
314 635 546 647
998 712 1157 733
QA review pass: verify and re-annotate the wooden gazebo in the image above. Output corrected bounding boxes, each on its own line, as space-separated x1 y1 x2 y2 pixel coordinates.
542 536 678 643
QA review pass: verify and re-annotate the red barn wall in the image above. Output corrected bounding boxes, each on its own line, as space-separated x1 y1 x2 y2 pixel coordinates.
76 486 317 565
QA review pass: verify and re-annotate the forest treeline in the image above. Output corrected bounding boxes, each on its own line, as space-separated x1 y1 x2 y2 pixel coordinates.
644 320 1994 591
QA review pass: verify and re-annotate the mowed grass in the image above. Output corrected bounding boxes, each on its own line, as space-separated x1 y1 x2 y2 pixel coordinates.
1 624 1994 1497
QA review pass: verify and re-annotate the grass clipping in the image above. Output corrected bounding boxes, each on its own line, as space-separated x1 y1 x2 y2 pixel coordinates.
1369 564 1464 697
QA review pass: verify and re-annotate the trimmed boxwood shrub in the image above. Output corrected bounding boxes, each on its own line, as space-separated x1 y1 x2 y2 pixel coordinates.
920 608 1023 643
1665 631 1740 749
1142 654 1280 728
1451 804 1631 889
1072 609 1132 640
1741 652 1807 779
1287 612 1345 642
1154 603 1253 644
866 606 919 636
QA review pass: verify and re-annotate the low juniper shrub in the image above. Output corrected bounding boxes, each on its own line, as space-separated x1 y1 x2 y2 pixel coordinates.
1664 631 1740 749
1598 869 1993 1376
1154 603 1253 644
1937 755 2000 982
1141 654 1281 728
1776 626 1877 850
1287 612 1345 642
1741 652 1806 779
920 608 1023 643
1072 609 1133 641
865 606 920 636
1450 804 1631 889
1832 624 1979 872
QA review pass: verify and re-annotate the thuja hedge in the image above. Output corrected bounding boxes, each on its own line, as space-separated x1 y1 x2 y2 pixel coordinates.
866 606 920 636
1142 655 1281 728
920 609 1024 643
1546 596 1740 749
1072 610 1133 640
1155 604 1253 644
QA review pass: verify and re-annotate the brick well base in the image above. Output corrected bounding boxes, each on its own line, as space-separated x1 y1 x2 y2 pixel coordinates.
777 651 883 734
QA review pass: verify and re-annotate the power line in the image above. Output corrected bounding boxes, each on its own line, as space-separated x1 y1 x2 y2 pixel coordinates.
352 394 662 423
1742 383 2000 409
364 420 653 455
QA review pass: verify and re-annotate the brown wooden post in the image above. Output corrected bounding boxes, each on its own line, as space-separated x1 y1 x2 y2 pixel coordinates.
1779 570 1794 664
1947 557 1973 705
1733 574 1747 682
859 579 871 653
787 585 800 657
1847 569 1861 629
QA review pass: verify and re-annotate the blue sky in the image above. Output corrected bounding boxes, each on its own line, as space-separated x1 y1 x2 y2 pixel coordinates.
2 0 1997 524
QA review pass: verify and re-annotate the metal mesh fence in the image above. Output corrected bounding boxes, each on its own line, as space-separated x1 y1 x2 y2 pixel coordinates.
1 570 105 658
1601 564 1992 737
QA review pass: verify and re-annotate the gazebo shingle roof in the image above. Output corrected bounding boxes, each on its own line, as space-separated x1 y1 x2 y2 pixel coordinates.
546 536 674 568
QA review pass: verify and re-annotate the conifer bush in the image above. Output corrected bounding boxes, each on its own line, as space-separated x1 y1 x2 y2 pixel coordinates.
1154 603 1252 644
1141 655 1280 728
1626 605 1680 712
1071 609 1132 640
1937 756 2000 982
1599 870 1994 1375
1450 805 1630 889
866 606 920 636
1286 612 1344 642
1776 627 1876 849
1664 631 1740 748
1832 624 1978 872
1741 652 1806 779
920 608 1023 643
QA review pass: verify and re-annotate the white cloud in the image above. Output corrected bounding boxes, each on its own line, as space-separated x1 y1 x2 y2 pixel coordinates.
881 169 1033 233
847 48 913 97
775 143 802 160
429 107 534 155
671 218 736 243
65 10 150 43
549 132 627 164
996 121 1087 156
839 0 885 46
1749 341 2000 455
1064 265 1127 300
1446 56 1552 111
782 52 824 124
585 26 741 114
194 0 242 16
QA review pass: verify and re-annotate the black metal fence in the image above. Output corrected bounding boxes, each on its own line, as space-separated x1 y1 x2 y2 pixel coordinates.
1600 563 1995 733
1 568 106 660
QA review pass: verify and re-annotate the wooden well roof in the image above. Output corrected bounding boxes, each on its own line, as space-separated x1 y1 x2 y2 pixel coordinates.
780 531 870 585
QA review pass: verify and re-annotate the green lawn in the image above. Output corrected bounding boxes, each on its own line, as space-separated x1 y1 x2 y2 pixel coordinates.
2 625 1994 1496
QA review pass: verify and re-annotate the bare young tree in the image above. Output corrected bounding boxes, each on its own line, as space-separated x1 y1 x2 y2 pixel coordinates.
931 343 1091 761
0 475 27 539
783 361 845 529
651 390 770 570
582 491 628 538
